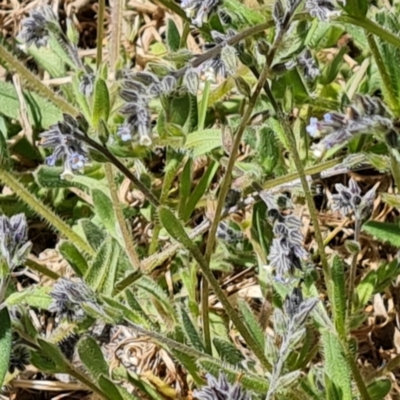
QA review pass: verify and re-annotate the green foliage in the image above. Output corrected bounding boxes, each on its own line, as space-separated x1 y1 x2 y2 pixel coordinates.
77 336 109 380
362 221 400 247
0 80 62 129
3 1 400 399
0 308 12 387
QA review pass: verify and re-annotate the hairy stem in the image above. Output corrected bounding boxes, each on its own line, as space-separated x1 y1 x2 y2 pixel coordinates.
104 164 141 270
0 45 78 116
96 0 106 68
74 132 160 207
0 168 94 256
109 0 123 75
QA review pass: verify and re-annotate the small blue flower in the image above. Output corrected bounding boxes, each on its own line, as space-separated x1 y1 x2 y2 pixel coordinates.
39 114 89 179
306 117 320 138
117 124 133 142
307 96 392 158
17 6 58 48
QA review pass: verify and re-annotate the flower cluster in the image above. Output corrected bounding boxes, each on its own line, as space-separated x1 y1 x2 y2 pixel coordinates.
305 0 341 22
118 71 181 145
306 95 392 158
17 6 59 48
49 278 96 322
39 114 89 179
180 0 220 27
262 193 308 279
18 5 83 69
193 373 251 400
0 214 30 270
331 177 376 220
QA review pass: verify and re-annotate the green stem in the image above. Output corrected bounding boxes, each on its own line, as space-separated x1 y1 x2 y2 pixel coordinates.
104 164 141 270
109 0 122 74
96 0 106 69
366 33 400 114
197 79 212 354
0 45 78 116
74 132 160 207
0 168 94 256
26 257 61 281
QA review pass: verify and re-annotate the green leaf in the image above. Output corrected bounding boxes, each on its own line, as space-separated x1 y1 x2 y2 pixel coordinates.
100 239 121 296
330 256 346 337
341 0 367 17
170 94 191 126
367 378 391 400
321 331 352 400
0 81 62 129
35 166 84 189
92 77 110 128
198 80 210 130
159 206 198 252
362 221 400 247
182 161 218 221
320 46 347 85
85 237 120 293
0 308 12 387
136 276 176 321
58 241 89 276
185 129 222 157
166 19 181 52
77 336 109 380
28 45 66 78
213 337 244 364
238 300 265 352
80 219 106 250
178 157 192 218
92 189 118 240
101 295 150 327
30 351 60 373
72 76 91 123
180 307 204 352
98 375 124 400
37 338 69 368
5 286 52 309
356 271 376 308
